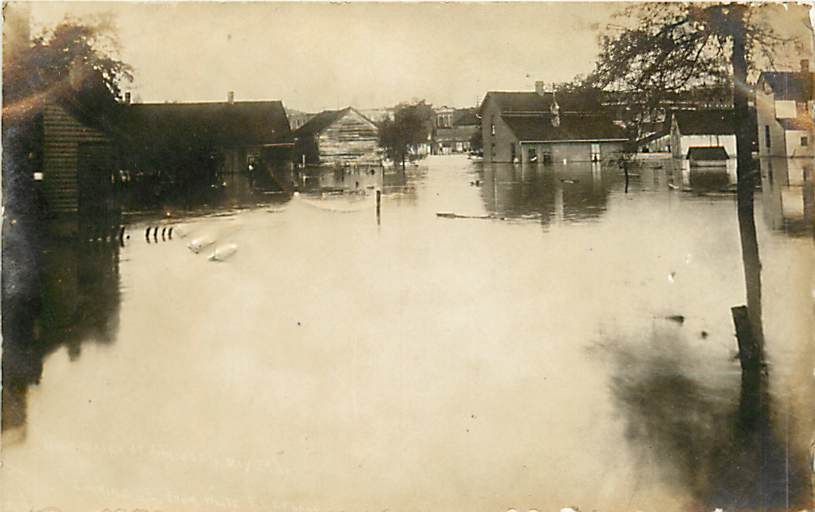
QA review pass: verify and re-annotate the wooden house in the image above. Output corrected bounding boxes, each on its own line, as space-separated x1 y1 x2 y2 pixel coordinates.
26 99 115 215
756 60 814 159
293 107 381 167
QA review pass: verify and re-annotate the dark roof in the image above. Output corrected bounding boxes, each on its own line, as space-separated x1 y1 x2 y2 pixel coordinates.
687 146 729 160
636 130 670 145
758 71 814 101
503 114 627 142
293 108 349 136
126 100 291 147
452 108 479 127
483 92 554 114
671 109 735 135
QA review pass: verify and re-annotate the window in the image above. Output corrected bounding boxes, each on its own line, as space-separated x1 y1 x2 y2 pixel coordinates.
491 143 496 158
765 125 771 148
490 123 496 136
528 147 537 162
802 136 809 147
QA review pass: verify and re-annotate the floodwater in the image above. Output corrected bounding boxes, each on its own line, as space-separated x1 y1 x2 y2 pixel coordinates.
2 155 813 512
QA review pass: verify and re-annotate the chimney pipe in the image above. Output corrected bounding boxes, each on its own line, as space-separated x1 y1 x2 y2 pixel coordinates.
124 91 131 104
228 91 235 104
801 59 810 73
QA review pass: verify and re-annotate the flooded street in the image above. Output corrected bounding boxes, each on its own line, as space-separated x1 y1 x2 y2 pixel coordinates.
3 155 814 512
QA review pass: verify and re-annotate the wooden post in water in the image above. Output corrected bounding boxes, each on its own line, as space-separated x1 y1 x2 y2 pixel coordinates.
376 190 382 223
732 305 759 371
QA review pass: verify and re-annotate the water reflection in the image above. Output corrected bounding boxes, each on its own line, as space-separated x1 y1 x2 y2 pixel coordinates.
760 158 815 238
599 326 812 510
2 218 121 440
478 162 616 224
2 155 812 510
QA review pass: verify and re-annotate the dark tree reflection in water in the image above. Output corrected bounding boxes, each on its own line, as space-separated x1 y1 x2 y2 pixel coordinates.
602 328 812 511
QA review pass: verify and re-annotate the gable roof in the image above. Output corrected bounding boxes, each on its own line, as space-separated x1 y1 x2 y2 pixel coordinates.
293 107 377 137
126 100 291 147
758 71 814 101
671 109 735 136
503 114 627 142
483 92 554 115
687 146 729 160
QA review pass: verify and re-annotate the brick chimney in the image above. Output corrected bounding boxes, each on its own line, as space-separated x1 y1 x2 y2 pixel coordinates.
535 81 546 96
228 91 235 104
802 59 810 73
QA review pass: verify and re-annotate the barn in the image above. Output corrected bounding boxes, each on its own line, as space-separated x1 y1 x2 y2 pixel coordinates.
293 107 382 168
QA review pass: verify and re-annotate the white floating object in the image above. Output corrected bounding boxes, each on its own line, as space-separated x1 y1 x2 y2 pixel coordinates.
188 237 215 254
209 243 238 262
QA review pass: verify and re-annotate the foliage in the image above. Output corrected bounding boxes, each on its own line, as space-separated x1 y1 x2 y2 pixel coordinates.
589 3 795 141
591 3 790 96
379 101 434 167
469 124 482 152
2 17 133 216
4 18 133 128
552 77 605 111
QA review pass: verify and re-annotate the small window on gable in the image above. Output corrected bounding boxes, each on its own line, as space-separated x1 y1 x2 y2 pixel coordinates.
802 136 809 147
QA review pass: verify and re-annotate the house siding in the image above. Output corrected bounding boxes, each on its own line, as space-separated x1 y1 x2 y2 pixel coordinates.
756 89 790 158
315 110 380 166
482 97 518 163
41 102 110 213
518 141 623 163
784 129 813 158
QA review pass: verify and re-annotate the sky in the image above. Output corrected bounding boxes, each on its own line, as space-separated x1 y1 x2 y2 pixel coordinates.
20 1 815 113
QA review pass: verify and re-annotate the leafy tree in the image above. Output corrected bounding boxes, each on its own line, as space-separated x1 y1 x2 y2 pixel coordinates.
552 77 605 111
379 101 433 170
590 3 801 369
4 18 132 128
469 125 483 153
3 17 133 216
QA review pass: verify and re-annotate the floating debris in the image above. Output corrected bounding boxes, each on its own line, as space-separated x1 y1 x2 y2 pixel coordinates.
436 212 493 220
188 237 215 254
208 243 238 262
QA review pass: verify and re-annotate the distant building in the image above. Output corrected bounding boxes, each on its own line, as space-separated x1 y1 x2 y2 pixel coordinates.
125 95 293 177
292 107 381 167
669 109 737 160
287 109 316 131
480 86 627 164
756 60 814 159
432 107 479 154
